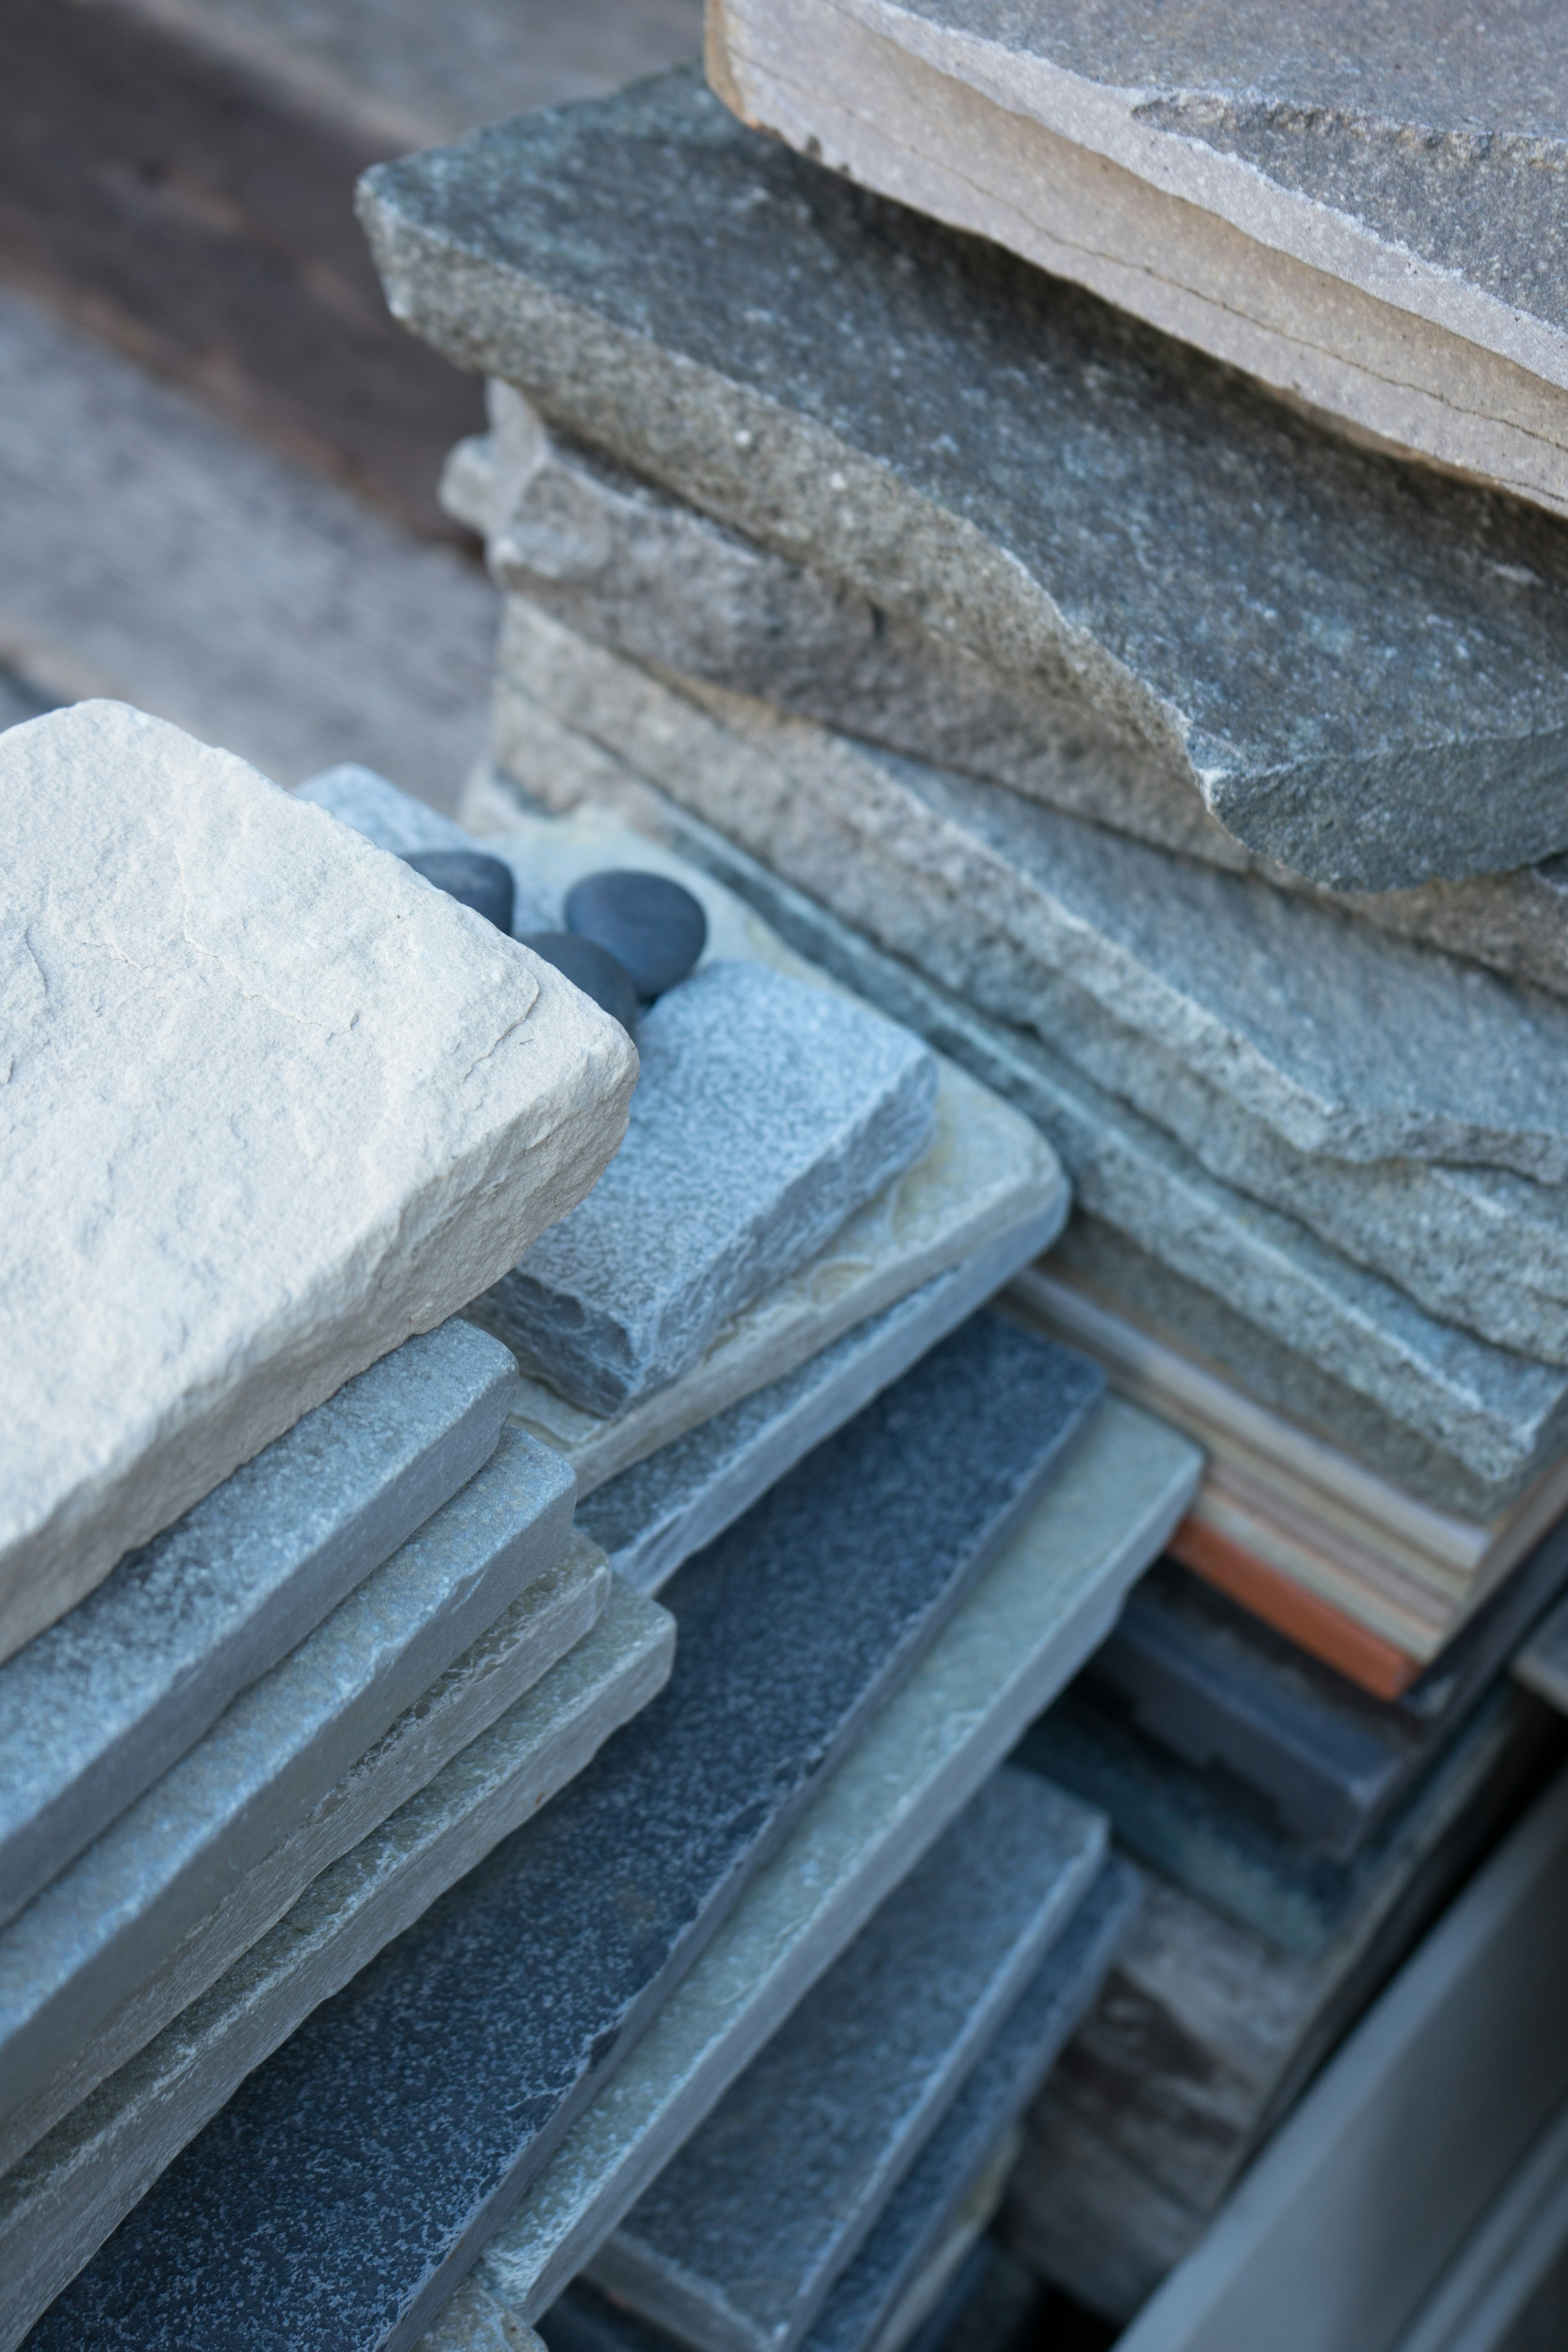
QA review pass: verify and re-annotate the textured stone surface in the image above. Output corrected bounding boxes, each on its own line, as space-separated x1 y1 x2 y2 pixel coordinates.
34 1316 1100 2352
0 1576 674 2352
0 1321 513 1936
577 1215 1065 1592
0 1535 609 2187
591 1770 1106 2352
708 0 1568 522
0 1427 575 2138
447 399 1568 1004
479 960 937 1412
361 69 1568 895
414 1394 1198 2344
0 702 635 1663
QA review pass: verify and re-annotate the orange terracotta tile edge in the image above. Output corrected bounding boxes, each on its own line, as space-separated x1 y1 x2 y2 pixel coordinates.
1169 1517 1423 1701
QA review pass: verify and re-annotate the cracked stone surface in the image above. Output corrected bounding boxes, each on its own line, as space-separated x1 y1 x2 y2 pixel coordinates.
361 69 1568 893
708 0 1568 522
0 702 636 1664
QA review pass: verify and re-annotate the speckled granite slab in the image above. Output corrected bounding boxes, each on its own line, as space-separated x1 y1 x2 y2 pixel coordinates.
411 1394 1198 2348
0 1576 674 2352
588 1768 1106 2352
30 1315 1101 2352
0 1321 515 1935
360 70 1568 895
0 1427 575 2142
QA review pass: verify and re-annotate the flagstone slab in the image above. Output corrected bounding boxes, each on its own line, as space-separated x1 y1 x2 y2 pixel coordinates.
0 1320 514 1934
0 700 635 1663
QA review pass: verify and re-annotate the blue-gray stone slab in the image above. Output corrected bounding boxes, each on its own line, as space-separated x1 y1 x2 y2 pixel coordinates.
295 767 558 937
0 1426 575 2137
588 1767 1106 2352
475 960 938 1414
0 1321 515 1934
29 1314 1104 2352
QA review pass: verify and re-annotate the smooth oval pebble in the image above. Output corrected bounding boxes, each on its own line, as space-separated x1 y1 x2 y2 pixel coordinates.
401 849 515 935
564 869 708 998
521 932 639 1032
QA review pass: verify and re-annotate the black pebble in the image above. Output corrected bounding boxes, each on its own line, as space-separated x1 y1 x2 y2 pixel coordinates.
565 870 708 998
521 932 639 1032
401 849 516 935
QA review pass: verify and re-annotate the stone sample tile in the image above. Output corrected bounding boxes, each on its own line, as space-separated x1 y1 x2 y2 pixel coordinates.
590 1769 1107 2352
0 1578 675 2352
447 398 1568 1006
0 700 636 1664
32 1315 1101 2352
478 960 938 1412
0 1534 609 2185
708 0 1568 523
361 69 1568 896
0 1427 575 2139
0 1321 514 1936
412 1394 1199 2345
577 1216 1065 1593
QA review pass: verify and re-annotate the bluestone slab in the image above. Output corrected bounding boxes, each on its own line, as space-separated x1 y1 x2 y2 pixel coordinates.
0 1535 610 2185
413 1394 1199 2346
709 0 1568 521
0 1320 514 1934
32 1314 1102 2352
577 1213 1065 1591
590 1769 1107 2352
0 1576 675 2352
0 1426 575 2135
360 70 1568 895
479 959 937 1410
0 702 635 1662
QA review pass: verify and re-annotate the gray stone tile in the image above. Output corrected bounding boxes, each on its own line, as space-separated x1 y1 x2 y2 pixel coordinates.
0 1426 575 2140
0 1320 514 1936
416 1395 1199 2344
0 1577 675 2352
31 1315 1103 2352
589 1769 1107 2352
0 1533 609 2185
297 765 561 935
0 699 635 1665
479 960 938 1412
360 69 1568 896
577 1216 1065 1591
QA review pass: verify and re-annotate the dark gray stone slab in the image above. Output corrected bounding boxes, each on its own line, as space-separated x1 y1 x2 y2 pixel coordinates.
0 1426 575 2138
29 1313 1103 2352
360 69 1568 896
590 1768 1105 2352
475 960 938 1413
0 1320 515 1936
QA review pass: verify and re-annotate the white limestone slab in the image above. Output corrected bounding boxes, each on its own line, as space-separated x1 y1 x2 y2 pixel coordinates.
416 1395 1201 2342
0 701 636 1662
0 1578 674 2352
0 1319 515 1934
0 1426 575 2136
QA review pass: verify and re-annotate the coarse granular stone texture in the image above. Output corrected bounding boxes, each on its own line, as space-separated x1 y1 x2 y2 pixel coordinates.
477 960 937 1412
414 1398 1196 2349
589 1769 1107 2352
446 399 1568 1002
0 1576 674 2352
0 1428 575 2139
492 601 1568 1195
0 702 636 1663
0 1534 610 2187
31 1315 1100 2352
707 0 1568 523
359 69 1568 895
0 1321 514 1936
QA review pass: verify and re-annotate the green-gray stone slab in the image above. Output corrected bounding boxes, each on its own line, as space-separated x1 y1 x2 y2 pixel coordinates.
0 1426 574 2139
0 1319 515 1933
588 1768 1106 2352
359 69 1568 896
